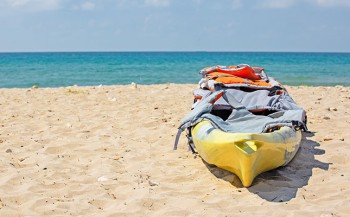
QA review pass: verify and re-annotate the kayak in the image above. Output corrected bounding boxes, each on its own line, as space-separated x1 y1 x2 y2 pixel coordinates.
174 64 307 187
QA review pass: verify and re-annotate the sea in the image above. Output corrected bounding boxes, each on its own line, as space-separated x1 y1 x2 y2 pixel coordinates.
1 52 350 88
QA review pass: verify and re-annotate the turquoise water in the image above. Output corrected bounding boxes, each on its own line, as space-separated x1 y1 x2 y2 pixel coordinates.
1 52 350 88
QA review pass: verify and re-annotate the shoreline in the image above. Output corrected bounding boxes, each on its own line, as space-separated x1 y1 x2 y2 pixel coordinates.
0 83 349 90
0 84 349 216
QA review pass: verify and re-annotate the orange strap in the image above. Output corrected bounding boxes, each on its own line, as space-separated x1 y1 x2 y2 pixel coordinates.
206 72 272 87
207 65 262 80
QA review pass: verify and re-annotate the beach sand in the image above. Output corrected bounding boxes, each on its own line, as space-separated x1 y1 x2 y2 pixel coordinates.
0 84 349 216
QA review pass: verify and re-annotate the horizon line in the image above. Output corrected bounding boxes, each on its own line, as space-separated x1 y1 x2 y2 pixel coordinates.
1 50 350 54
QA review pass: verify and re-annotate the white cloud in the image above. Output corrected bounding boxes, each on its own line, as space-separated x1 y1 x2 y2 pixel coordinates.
308 0 350 7
6 0 62 11
258 0 296 9
80 1 95 11
192 0 241 8
145 0 171 7
258 0 350 8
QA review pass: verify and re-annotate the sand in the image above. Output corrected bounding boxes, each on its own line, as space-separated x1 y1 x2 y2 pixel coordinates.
0 84 349 216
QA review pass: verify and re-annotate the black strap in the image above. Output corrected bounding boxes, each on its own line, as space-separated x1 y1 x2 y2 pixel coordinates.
173 129 183 150
186 128 197 153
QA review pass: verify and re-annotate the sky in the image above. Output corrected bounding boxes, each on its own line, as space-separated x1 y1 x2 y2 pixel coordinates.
0 0 350 52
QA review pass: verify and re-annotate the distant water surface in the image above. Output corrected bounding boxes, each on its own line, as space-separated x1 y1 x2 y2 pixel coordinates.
1 52 350 88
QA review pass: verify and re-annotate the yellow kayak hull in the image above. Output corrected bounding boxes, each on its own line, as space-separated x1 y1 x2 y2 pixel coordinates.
192 121 302 187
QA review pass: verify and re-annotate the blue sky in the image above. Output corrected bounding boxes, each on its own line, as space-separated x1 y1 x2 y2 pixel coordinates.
0 0 350 52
